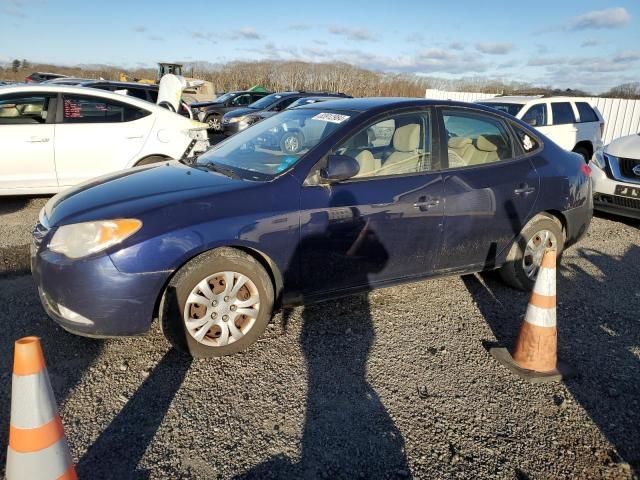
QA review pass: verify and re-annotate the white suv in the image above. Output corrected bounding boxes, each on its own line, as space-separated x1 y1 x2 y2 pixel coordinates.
590 133 640 220
0 84 209 195
478 96 604 161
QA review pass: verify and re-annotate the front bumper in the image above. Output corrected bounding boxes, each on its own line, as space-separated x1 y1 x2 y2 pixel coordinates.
589 160 640 219
32 248 171 337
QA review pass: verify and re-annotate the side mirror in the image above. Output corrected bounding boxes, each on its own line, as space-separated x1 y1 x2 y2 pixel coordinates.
320 155 360 183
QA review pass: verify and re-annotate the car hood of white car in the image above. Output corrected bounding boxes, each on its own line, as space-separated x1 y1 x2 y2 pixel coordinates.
606 133 640 159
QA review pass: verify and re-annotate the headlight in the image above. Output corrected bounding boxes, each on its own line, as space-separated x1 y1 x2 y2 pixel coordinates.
229 116 247 124
593 147 610 170
49 219 142 259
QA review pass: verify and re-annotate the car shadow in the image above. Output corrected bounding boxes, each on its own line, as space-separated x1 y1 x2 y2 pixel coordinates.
76 348 193 479
236 191 410 479
0 275 104 470
462 242 640 475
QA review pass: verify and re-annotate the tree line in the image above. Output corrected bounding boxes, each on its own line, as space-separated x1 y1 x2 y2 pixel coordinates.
2 59 639 99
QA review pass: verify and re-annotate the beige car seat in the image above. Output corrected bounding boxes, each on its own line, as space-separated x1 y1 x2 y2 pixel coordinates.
467 135 499 165
448 136 473 167
379 124 422 175
347 130 381 178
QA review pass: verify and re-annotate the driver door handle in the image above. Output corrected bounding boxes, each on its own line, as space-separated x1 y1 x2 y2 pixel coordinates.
514 184 536 196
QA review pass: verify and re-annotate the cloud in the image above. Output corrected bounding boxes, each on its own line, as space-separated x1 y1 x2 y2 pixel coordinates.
405 32 424 44
580 39 601 48
612 51 640 63
148 35 164 42
191 31 216 44
133 26 146 33
328 25 376 41
569 7 630 30
527 56 566 67
448 42 465 51
476 42 513 55
1 0 45 18
535 44 549 54
497 60 518 69
288 23 311 31
231 27 263 40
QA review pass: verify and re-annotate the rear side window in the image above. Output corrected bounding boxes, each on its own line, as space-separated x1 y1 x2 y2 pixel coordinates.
521 104 547 127
62 95 150 123
551 102 576 125
443 110 513 168
576 102 598 123
0 95 51 124
126 88 149 101
512 125 541 153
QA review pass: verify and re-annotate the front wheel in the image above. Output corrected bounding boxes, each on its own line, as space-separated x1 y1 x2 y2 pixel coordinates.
280 131 303 154
499 214 564 291
206 114 222 132
160 248 274 357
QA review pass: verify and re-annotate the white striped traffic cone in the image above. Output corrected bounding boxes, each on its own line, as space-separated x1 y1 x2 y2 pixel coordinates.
490 248 572 383
5 336 77 480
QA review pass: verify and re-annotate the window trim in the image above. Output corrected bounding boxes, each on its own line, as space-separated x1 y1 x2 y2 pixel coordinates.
520 102 548 127
437 106 519 172
56 93 151 124
575 101 599 124
304 107 439 185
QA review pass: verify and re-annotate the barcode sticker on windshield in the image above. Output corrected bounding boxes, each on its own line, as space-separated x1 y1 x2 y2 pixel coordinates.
312 112 350 124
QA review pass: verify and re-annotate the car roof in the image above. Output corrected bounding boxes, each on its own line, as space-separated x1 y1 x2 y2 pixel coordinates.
295 97 451 111
80 80 158 90
0 84 161 109
479 96 543 104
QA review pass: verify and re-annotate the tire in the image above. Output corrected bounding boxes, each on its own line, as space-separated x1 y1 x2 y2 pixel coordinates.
135 155 168 166
159 248 274 358
205 114 222 132
499 214 564 291
573 146 590 163
280 131 303 154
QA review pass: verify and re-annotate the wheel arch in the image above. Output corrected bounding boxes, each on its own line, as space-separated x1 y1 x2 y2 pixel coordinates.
133 154 172 167
151 243 283 321
572 140 593 160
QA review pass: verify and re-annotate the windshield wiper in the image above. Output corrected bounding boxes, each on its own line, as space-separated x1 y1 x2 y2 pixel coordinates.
201 162 241 179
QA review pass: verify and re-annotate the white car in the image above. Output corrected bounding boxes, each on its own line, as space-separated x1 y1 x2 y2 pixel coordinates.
478 96 604 161
590 133 640 219
0 84 209 195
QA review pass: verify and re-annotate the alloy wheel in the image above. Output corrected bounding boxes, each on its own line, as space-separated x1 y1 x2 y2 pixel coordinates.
522 229 557 279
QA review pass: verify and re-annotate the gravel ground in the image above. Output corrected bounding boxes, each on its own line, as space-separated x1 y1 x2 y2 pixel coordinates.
0 199 638 479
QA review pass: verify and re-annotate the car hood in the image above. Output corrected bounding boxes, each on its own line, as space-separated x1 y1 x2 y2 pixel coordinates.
606 133 640 159
44 162 246 227
191 100 222 109
224 107 258 118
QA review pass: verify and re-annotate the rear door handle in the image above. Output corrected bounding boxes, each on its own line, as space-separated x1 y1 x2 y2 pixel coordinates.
514 184 536 195
26 136 50 143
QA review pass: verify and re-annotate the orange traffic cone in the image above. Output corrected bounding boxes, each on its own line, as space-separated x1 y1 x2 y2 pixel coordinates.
5 337 77 480
490 248 572 383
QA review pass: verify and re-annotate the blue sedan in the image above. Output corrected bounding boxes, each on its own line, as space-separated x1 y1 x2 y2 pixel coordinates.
31 98 593 357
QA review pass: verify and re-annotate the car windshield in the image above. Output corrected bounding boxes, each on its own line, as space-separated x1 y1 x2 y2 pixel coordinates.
479 102 524 117
196 109 352 181
247 93 286 110
212 92 235 103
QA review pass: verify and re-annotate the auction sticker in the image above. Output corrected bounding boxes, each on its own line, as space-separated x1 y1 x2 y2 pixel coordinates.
312 112 350 123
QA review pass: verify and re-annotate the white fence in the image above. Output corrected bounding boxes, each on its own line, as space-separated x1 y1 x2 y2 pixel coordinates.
425 89 640 145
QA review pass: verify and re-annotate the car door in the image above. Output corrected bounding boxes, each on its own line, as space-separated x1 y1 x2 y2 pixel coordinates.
0 92 57 191
435 107 540 272
54 93 154 186
545 101 578 150
298 109 444 297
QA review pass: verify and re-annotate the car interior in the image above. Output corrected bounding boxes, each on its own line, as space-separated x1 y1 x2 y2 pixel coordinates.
0 97 48 124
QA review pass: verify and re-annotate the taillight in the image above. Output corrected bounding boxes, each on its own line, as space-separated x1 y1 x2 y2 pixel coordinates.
599 122 605 137
580 163 592 177
24 76 32 82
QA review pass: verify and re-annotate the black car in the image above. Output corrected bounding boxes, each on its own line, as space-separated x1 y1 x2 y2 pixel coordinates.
221 91 351 136
191 91 272 132
25 72 67 83
79 80 191 118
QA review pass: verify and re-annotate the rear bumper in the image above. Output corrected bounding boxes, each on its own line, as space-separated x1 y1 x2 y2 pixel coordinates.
32 250 171 337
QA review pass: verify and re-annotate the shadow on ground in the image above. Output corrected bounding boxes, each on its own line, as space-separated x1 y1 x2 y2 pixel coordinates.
463 242 640 475
0 275 104 470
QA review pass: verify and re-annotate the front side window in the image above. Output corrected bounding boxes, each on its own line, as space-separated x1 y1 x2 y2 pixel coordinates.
576 102 598 123
521 104 547 127
443 110 513 168
0 95 51 124
62 95 149 123
551 102 576 125
333 112 433 178
231 94 252 106
196 108 351 180
270 97 299 112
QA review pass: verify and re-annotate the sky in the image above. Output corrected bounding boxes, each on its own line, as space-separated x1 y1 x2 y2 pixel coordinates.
1 0 639 93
